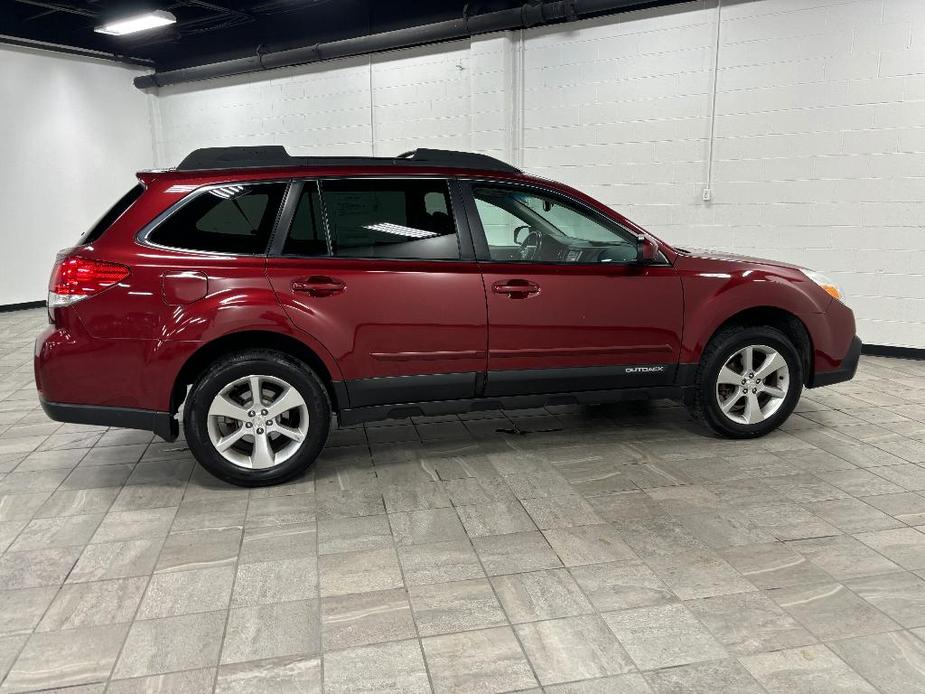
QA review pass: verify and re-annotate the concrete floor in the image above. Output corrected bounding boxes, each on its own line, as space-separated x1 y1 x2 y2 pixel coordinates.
2 308 925 693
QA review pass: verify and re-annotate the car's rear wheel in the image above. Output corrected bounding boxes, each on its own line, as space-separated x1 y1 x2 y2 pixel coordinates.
184 350 330 486
688 325 803 438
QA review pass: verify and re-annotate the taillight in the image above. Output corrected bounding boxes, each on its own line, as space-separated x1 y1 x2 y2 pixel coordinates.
48 254 130 310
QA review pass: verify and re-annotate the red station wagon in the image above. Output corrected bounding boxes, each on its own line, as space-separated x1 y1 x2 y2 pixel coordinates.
35 147 860 486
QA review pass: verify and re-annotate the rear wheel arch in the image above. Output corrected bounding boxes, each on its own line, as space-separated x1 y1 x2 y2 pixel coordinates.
183 348 331 486
697 306 814 383
170 330 344 418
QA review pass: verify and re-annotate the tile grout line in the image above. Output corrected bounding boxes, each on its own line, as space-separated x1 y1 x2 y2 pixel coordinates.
0 427 139 691
103 445 192 690
452 494 547 692
207 488 249 694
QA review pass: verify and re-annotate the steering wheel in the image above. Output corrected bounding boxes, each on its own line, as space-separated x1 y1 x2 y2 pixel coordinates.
518 227 543 261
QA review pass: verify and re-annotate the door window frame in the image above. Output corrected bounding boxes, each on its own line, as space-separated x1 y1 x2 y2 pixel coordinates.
266 180 328 256
458 178 669 267
268 176 477 262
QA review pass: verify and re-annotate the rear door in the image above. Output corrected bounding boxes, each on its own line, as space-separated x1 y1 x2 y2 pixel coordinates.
461 180 683 396
266 177 488 408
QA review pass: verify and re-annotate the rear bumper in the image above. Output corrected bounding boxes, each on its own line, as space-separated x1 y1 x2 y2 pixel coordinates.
35 319 190 429
808 335 861 388
40 399 178 441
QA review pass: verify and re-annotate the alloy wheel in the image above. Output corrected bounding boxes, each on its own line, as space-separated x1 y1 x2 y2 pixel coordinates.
206 374 309 469
715 344 790 425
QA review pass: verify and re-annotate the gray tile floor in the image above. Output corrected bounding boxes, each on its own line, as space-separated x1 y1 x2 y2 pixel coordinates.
2 308 925 693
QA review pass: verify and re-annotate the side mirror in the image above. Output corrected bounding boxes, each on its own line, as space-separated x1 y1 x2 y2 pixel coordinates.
513 225 531 244
636 235 659 264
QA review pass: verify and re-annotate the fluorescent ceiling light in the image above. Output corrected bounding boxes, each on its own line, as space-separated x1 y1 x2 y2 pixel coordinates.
95 10 176 36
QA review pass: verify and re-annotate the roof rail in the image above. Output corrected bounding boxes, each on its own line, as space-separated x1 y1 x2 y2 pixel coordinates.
175 146 519 174
177 146 291 171
395 149 519 173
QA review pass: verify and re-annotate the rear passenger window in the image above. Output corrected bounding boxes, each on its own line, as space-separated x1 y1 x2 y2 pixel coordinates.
321 179 458 260
148 183 285 254
283 184 328 256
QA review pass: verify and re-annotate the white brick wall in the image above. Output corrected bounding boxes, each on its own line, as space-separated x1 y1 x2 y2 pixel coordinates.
709 0 925 347
153 0 925 348
154 57 375 162
0 45 154 306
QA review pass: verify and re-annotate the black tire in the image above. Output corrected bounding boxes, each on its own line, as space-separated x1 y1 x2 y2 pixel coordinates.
687 325 803 439
183 349 330 487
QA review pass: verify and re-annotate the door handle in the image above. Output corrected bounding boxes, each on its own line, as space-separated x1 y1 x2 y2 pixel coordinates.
291 276 346 297
492 279 540 298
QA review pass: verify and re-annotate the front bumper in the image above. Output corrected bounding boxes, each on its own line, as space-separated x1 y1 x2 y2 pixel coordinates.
40 398 178 441
808 335 861 388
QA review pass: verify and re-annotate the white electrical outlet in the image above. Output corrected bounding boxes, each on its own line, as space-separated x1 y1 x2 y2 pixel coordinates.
702 187 712 202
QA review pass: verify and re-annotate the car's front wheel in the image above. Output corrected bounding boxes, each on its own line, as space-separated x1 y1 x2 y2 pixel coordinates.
183 350 330 486
689 325 803 438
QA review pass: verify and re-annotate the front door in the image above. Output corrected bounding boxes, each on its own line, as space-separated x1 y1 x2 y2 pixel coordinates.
462 180 683 396
266 178 487 407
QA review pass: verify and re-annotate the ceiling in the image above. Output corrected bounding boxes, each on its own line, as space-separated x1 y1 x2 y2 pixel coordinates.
0 0 528 71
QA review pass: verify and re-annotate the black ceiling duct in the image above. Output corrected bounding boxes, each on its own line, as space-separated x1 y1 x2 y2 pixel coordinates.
135 0 679 89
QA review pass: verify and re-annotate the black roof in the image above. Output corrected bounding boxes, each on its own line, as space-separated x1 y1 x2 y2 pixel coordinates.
176 146 520 174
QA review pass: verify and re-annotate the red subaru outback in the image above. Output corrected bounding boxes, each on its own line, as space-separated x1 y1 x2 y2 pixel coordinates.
35 147 860 486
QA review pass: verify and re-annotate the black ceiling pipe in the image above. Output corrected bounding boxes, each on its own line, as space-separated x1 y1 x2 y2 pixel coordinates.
0 34 152 67
134 0 674 89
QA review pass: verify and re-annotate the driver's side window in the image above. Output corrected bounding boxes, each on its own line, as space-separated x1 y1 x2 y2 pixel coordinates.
471 184 637 263
473 197 526 261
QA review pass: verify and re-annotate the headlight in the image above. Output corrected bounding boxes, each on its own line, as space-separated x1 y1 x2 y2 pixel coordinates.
802 269 844 302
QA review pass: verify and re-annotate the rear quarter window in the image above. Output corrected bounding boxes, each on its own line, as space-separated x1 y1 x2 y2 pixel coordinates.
79 184 145 245
147 183 286 254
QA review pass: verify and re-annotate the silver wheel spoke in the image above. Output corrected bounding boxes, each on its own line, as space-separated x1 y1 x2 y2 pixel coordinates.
743 392 763 424
266 386 305 419
208 395 248 422
252 432 275 469
761 384 787 399
720 393 743 414
215 427 247 452
717 366 742 386
275 423 305 443
743 346 754 374
755 351 787 380
249 376 263 408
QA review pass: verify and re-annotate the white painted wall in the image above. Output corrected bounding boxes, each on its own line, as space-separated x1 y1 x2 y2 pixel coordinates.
96 0 925 347
0 45 155 306
521 0 925 348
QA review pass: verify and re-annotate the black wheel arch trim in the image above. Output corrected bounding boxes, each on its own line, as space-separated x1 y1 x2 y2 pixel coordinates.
808 336 862 388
